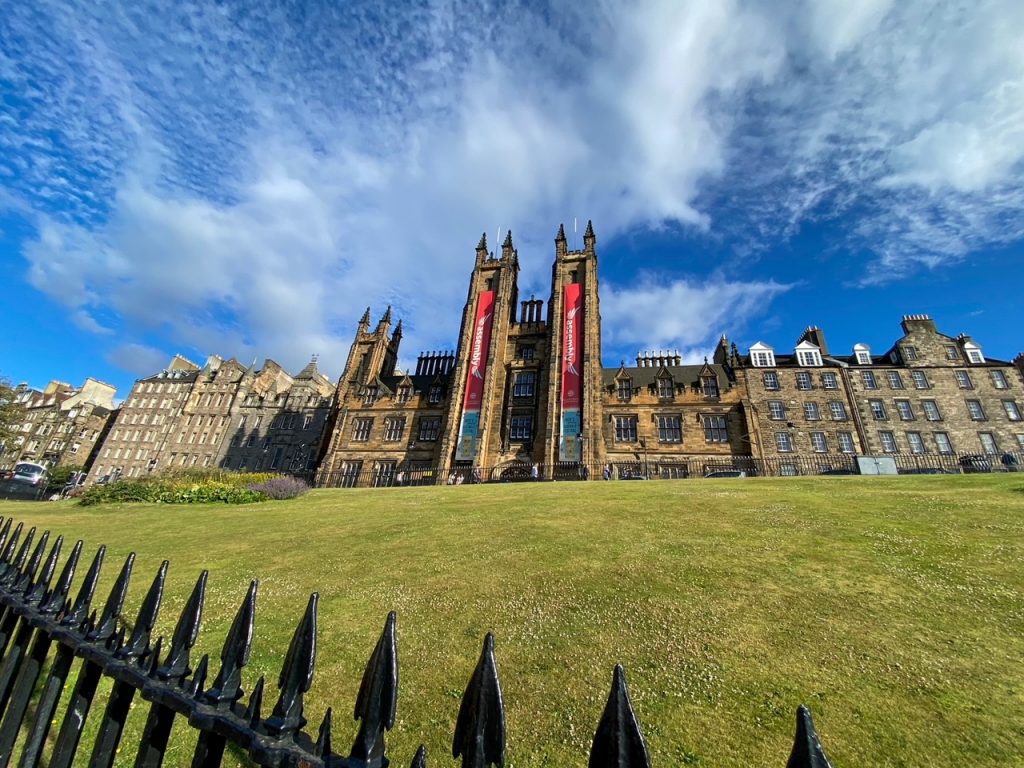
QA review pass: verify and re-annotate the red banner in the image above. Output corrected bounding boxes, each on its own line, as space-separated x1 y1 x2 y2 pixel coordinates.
561 283 582 410
462 290 495 411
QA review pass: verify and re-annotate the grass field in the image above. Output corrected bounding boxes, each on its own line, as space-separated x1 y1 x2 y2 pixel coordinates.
1 475 1023 767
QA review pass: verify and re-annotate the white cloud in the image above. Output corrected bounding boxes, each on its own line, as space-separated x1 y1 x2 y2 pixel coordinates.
602 275 791 355
3 0 1023 379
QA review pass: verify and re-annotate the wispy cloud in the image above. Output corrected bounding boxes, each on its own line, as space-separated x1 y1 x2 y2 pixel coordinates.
2 0 1022 378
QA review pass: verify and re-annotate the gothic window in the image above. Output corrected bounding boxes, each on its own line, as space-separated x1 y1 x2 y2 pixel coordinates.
383 417 406 442
353 418 373 441
514 372 536 398
417 417 441 441
657 377 675 400
657 415 681 442
703 416 728 443
614 415 638 442
510 415 533 441
617 379 633 402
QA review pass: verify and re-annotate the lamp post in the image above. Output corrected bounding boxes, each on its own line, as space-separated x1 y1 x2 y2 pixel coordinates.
639 438 648 479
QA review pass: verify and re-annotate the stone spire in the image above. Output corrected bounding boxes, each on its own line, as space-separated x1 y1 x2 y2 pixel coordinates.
358 307 371 332
583 219 596 252
501 229 515 260
379 305 392 328
555 223 568 257
476 232 488 264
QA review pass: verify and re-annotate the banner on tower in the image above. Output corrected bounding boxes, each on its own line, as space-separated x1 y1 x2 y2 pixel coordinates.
455 290 496 461
559 282 583 462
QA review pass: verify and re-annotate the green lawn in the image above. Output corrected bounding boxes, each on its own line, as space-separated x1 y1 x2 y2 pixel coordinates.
2 475 1023 767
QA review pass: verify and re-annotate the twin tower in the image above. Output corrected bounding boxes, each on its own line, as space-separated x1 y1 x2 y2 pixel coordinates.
320 223 604 481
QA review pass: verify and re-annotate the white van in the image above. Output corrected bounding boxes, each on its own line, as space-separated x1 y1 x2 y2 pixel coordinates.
12 462 49 486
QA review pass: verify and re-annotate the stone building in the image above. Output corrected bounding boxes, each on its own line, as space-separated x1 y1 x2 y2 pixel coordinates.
2 378 117 474
841 315 1024 460
733 327 867 473
88 355 199 482
601 352 750 478
220 356 334 473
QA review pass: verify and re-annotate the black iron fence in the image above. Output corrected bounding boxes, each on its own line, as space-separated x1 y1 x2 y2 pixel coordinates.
0 515 832 767
314 451 1023 488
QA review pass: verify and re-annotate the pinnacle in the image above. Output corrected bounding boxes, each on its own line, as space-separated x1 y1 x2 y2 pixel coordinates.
584 219 595 238
502 230 513 248
477 232 487 250
556 223 567 242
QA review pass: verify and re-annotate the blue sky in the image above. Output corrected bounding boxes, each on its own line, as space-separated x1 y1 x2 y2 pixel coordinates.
2 0 1022 400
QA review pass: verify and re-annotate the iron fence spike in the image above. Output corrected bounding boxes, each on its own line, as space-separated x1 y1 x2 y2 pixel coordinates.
315 706 333 757
17 530 49 592
0 522 23 571
786 705 833 768
205 579 258 706
3 526 35 585
452 633 505 768
159 570 207 682
44 539 82 614
27 534 62 603
189 654 210 697
264 592 318 736
63 544 105 627
118 560 168 660
246 675 265 725
588 665 650 768
0 517 11 556
89 552 135 642
411 744 427 768
349 611 398 765
147 636 164 676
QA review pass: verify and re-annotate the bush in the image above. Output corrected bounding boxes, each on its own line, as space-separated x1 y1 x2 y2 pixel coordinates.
248 476 311 500
78 467 278 506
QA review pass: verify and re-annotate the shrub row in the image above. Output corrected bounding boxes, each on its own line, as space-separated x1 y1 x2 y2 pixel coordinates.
78 468 309 506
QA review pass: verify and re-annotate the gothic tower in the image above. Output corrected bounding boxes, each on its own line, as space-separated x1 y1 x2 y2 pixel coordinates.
438 232 520 472
542 221 604 474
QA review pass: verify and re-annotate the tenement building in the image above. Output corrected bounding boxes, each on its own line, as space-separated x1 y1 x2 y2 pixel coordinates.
1 378 117 473
86 354 334 482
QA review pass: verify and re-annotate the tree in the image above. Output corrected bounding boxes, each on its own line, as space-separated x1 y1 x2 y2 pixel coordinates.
0 377 23 464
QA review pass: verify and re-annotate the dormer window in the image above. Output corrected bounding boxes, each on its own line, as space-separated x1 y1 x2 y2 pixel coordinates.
701 375 719 398
657 377 674 400
428 384 444 404
963 342 985 364
749 342 775 368
617 378 633 402
363 385 378 405
396 385 411 404
795 342 822 367
854 344 872 365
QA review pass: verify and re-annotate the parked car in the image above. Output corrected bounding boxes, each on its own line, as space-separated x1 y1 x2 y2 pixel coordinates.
11 462 49 486
704 470 747 478
959 455 992 473
820 468 857 475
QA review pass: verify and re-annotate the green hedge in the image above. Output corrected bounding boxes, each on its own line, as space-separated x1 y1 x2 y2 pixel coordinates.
79 468 281 506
